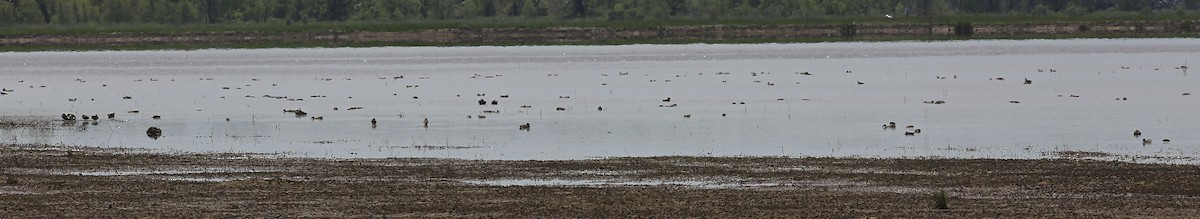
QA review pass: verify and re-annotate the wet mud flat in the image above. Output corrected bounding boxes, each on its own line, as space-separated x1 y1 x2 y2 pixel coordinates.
2 144 1199 217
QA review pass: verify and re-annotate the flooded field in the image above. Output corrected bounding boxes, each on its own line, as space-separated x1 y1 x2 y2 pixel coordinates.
0 38 1196 161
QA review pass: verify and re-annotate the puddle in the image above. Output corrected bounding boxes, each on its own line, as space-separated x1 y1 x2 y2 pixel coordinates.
161 176 244 182
463 178 857 189
57 167 272 176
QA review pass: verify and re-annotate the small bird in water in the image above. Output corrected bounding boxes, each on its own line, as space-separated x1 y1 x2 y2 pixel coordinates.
371 118 377 125
597 106 604 111
519 123 531 130
1134 130 1142 137
423 118 429 128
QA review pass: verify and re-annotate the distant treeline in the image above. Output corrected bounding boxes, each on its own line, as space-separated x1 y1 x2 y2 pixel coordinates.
1 0 1199 25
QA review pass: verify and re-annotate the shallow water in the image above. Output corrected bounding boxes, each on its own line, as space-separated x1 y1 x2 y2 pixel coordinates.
1 39 1197 161
463 178 793 189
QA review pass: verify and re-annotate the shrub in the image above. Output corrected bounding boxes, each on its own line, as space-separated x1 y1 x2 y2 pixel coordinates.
933 190 949 209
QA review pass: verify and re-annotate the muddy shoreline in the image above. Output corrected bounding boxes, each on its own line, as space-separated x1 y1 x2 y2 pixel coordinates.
2 20 1197 50
2 143 1199 217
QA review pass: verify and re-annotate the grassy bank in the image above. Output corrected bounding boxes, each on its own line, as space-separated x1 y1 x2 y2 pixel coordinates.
2 14 1199 52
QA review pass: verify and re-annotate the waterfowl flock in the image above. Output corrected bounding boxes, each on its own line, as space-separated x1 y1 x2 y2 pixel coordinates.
6 59 1188 150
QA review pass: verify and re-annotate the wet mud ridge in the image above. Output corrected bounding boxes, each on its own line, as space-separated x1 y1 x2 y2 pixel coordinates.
1 20 1196 48
2 144 1200 217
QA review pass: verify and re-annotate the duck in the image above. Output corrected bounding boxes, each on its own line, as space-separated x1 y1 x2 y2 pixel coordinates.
1023 78 1032 84
107 113 115 119
597 106 604 111
311 116 324 120
1143 139 1152 145
883 122 896 129
1163 139 1171 143
518 123 531 130
371 118 377 125
146 127 163 138
1133 130 1141 137
478 99 487 105
151 115 161 119
662 97 672 102
423 118 429 127
90 115 99 120
491 100 499 105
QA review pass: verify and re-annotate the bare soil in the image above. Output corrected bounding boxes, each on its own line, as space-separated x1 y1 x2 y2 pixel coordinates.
2 143 1199 218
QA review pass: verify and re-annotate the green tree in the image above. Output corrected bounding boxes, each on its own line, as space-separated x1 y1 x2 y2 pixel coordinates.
13 0 45 24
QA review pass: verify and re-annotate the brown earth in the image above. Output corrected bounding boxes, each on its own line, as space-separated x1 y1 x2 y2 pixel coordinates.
1 21 1196 48
2 143 1200 218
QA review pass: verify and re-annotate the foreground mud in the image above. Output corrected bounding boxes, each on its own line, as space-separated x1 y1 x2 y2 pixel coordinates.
1 143 1199 217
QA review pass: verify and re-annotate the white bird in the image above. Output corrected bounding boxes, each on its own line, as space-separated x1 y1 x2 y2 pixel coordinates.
885 14 893 19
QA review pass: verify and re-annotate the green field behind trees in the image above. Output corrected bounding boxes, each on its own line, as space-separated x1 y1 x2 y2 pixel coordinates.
1 0 1199 34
